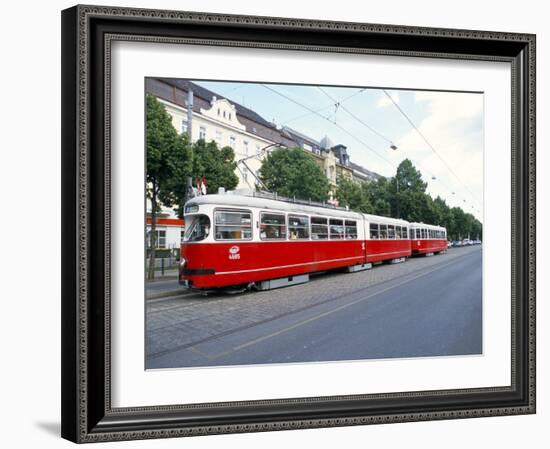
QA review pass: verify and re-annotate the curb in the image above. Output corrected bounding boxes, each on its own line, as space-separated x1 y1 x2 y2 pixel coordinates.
146 288 193 300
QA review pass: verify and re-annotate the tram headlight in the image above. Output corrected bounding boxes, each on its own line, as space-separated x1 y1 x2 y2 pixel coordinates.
179 257 187 268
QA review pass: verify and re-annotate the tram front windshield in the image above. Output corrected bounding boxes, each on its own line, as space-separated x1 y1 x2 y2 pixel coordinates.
183 215 211 242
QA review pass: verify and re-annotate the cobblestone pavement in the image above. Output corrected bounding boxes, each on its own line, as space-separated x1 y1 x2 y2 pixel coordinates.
146 246 481 361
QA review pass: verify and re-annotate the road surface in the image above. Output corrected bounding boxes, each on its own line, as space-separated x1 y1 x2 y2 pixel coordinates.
146 246 482 369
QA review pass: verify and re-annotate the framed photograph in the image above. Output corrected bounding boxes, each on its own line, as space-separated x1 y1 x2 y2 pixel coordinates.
61 4 536 443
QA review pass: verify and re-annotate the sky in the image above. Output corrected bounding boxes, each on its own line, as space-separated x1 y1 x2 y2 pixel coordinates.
196 80 484 222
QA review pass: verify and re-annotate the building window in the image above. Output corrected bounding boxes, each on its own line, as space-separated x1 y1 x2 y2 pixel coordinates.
242 172 248 183
199 126 206 140
223 111 227 118
229 136 236 148
260 213 286 240
243 140 249 155
228 113 232 120
215 130 222 145
147 229 166 249
288 215 309 240
214 210 252 240
181 118 188 134
217 108 220 116
256 144 261 157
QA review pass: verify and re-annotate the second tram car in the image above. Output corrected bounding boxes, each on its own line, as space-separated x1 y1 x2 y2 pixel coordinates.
179 192 446 291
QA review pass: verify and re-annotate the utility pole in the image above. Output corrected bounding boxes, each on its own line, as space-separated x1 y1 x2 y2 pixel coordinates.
187 89 194 141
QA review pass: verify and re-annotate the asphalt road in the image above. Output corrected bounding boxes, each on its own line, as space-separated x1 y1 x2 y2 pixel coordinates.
146 246 482 369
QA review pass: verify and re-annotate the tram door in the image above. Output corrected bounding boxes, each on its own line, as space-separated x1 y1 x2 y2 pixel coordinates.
362 219 368 263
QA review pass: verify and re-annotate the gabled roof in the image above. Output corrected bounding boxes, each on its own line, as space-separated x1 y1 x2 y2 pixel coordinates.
156 78 276 130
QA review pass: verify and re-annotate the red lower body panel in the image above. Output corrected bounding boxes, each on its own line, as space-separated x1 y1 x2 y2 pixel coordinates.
366 239 411 263
411 239 447 254
180 240 365 288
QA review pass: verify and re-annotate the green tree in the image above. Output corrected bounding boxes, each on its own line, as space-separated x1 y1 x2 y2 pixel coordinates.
363 177 392 216
390 159 428 221
146 94 192 279
335 176 373 213
259 147 330 202
189 139 239 206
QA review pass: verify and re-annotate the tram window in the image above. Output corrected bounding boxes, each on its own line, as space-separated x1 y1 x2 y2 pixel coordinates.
260 212 286 240
402 227 408 239
388 224 395 239
395 226 401 239
288 215 309 240
311 216 328 240
370 223 379 239
183 215 210 242
422 229 427 239
329 219 344 239
380 224 388 239
345 220 358 239
214 210 252 240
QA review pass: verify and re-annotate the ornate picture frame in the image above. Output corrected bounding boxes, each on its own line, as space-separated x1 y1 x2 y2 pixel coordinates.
61 4 536 443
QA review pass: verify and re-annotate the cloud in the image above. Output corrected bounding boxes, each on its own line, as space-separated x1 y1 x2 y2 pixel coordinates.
376 91 399 108
393 91 484 219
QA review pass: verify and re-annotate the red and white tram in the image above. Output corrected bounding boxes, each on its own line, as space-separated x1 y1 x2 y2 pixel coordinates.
178 192 446 291
409 222 448 255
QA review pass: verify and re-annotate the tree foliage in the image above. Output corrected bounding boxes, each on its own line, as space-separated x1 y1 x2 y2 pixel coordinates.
191 139 239 198
336 158 482 241
335 176 373 213
259 147 330 202
146 94 193 279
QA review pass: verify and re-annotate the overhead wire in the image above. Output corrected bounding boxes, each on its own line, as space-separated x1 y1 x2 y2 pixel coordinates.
317 86 476 213
261 84 396 170
382 89 482 209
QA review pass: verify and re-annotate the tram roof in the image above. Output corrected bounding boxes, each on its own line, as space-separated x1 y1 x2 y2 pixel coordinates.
409 222 446 230
361 214 411 226
186 193 363 219
186 192 420 226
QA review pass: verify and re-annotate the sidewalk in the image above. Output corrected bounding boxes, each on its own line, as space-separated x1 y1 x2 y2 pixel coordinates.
146 275 189 299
